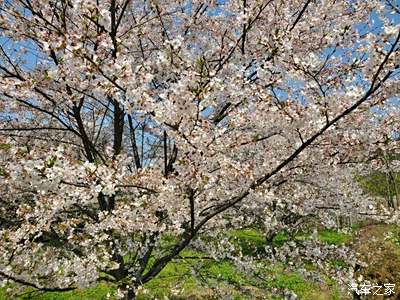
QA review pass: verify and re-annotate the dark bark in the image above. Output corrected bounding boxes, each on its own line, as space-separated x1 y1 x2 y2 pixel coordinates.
289 0 312 31
265 231 276 255
128 115 142 169
119 285 136 300
113 99 125 157
0 270 75 292
163 130 168 177
72 102 95 163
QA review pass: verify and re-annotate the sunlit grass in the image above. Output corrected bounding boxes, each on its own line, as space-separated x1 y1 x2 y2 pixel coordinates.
0 227 358 299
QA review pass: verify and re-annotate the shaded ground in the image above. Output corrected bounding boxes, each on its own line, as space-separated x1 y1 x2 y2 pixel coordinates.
352 223 400 300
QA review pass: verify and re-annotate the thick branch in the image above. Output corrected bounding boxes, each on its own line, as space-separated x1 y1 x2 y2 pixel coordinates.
289 0 312 31
0 270 75 292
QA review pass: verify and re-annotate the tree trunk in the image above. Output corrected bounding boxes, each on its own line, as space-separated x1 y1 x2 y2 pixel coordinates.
119 285 136 300
265 231 276 255
392 194 398 210
393 179 399 210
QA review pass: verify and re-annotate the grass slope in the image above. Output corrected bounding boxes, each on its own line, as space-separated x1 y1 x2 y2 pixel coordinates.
3 225 397 299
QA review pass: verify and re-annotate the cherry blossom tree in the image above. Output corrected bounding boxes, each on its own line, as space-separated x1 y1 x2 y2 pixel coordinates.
0 0 399 298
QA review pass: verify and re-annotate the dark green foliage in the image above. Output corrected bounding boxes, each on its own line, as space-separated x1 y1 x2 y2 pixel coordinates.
356 170 400 198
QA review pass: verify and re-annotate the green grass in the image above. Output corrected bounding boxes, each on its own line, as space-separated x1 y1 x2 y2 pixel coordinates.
258 263 335 300
0 143 11 150
159 234 178 249
206 260 246 285
271 228 351 247
328 259 349 269
0 228 353 299
140 250 211 298
303 261 318 271
0 283 115 300
140 249 252 299
317 229 351 245
230 228 265 256
272 232 289 247
267 272 309 293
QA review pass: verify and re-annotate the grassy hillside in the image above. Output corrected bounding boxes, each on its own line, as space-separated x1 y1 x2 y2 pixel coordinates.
0 226 362 300
2 223 400 299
